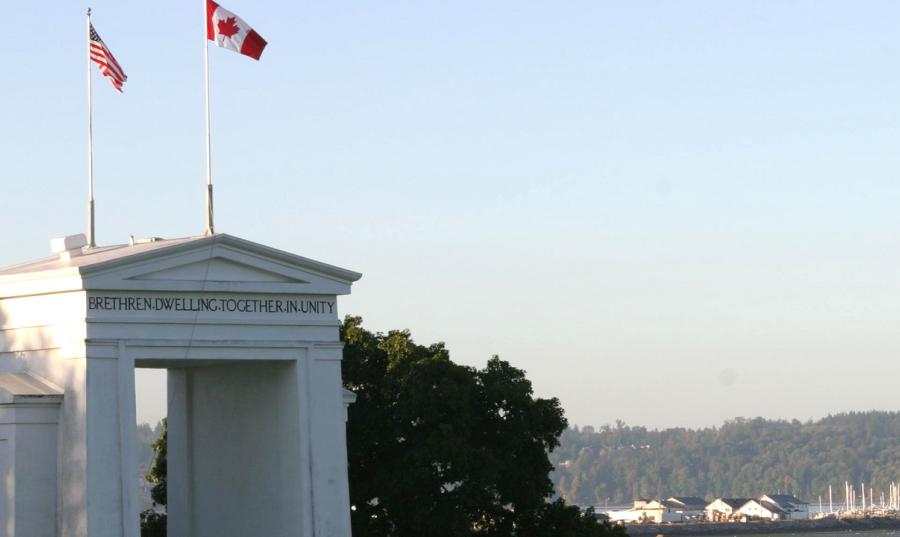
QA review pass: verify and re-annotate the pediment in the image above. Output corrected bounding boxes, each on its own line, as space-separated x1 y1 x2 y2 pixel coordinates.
77 234 360 295
127 258 308 284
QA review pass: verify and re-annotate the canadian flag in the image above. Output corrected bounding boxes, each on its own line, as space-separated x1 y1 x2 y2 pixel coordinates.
206 0 267 60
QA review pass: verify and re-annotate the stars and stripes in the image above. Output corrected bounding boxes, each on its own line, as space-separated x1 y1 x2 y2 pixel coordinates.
89 24 127 93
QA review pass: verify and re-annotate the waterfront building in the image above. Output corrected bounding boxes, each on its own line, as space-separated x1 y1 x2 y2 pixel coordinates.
760 494 810 519
606 508 645 524
607 499 685 523
736 498 788 520
666 496 708 519
705 498 752 522
639 500 685 523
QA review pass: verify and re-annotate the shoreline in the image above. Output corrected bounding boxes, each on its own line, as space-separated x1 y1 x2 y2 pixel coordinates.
623 517 900 536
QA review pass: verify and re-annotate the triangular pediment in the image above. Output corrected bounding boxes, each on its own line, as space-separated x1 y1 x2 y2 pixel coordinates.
74 234 360 295
127 258 308 284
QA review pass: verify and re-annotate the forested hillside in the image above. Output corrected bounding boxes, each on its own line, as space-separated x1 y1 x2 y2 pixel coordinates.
551 412 900 507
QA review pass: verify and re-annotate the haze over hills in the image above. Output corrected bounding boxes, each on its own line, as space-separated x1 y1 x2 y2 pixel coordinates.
551 411 900 507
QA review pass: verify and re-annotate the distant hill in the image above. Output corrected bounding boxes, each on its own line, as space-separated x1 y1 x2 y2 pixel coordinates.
551 411 900 507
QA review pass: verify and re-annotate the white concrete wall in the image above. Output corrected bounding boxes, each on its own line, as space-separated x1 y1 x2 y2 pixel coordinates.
307 346 353 537
0 293 88 537
0 290 353 537
0 404 61 537
0 239 357 537
169 362 304 537
13 406 60 537
85 353 139 537
0 434 11 537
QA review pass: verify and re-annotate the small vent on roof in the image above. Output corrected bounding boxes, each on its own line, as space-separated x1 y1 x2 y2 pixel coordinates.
50 234 88 261
129 236 165 246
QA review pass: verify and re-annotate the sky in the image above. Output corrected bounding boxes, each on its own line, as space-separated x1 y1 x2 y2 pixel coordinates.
4 1 900 429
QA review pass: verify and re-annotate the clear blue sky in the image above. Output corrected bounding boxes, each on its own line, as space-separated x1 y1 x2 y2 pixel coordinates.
5 1 900 429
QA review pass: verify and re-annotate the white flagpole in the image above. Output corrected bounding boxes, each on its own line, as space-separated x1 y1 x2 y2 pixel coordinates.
87 7 96 247
203 0 214 235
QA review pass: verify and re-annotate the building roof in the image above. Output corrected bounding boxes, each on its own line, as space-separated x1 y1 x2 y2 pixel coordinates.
0 372 63 404
0 234 361 282
0 233 363 299
762 494 807 507
0 236 201 277
750 499 788 515
709 498 752 509
667 496 707 508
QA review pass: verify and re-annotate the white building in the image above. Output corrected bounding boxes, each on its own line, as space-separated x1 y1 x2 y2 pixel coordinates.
760 494 810 519
0 233 360 537
640 500 685 523
737 499 788 520
606 500 647 524
705 498 751 522
666 496 707 519
607 499 685 523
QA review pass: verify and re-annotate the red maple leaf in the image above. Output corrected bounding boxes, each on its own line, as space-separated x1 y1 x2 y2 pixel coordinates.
217 16 240 38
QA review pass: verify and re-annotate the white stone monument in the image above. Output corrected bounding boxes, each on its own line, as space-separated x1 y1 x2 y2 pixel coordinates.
0 233 360 537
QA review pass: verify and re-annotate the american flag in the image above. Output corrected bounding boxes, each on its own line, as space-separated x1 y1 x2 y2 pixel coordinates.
89 23 127 93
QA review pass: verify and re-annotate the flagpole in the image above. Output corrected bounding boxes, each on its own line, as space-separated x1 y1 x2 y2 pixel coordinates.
87 7 96 247
203 0 215 236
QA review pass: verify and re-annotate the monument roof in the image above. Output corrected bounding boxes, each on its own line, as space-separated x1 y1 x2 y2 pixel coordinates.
0 372 63 404
0 233 361 298
0 236 204 276
0 234 360 280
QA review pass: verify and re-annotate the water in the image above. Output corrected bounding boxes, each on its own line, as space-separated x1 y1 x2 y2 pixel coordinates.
678 530 900 537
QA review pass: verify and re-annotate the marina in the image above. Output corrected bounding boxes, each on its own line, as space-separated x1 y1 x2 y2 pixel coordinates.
624 519 900 537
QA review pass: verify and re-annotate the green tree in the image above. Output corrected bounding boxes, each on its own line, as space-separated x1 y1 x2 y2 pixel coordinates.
140 418 167 537
551 411 900 505
342 316 614 537
137 319 619 537
148 418 167 507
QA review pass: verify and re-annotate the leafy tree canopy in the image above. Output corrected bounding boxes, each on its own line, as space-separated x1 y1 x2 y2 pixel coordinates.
139 317 624 537
343 315 620 537
141 418 167 536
